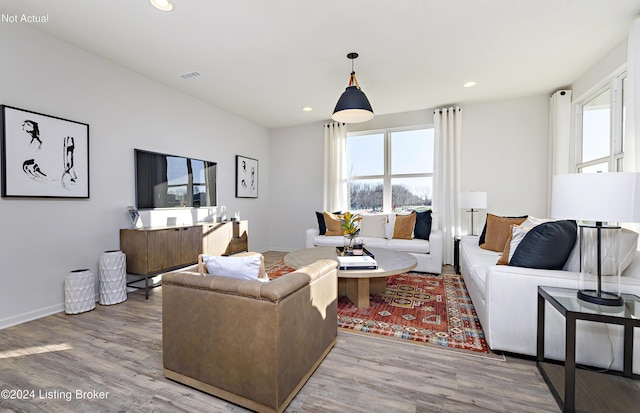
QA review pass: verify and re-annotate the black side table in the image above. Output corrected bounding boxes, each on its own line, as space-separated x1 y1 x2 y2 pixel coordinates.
453 237 461 274
537 286 640 413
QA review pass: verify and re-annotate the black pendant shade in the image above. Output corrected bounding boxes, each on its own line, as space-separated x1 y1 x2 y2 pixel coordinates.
332 53 374 123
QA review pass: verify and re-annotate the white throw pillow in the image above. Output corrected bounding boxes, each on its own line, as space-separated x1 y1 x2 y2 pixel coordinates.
507 225 531 262
385 213 395 239
360 214 387 238
203 254 268 282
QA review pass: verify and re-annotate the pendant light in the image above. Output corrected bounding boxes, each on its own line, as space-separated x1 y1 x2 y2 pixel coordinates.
332 52 374 123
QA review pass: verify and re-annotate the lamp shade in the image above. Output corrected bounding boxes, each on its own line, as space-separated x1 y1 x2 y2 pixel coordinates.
332 86 374 123
551 172 640 223
458 192 487 209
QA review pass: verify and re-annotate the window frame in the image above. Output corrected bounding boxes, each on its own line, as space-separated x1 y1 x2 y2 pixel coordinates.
575 70 626 173
346 125 434 212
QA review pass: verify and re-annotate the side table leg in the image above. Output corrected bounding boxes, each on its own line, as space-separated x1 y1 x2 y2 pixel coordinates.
537 292 545 361
565 314 576 413
624 325 633 378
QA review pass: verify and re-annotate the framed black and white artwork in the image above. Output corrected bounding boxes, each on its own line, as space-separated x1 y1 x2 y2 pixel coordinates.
1 105 89 198
235 155 258 198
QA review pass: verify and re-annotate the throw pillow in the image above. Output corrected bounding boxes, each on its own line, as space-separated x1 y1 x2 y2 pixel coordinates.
393 212 416 240
359 214 387 238
479 214 527 246
203 254 268 282
497 217 553 265
497 224 531 265
315 210 341 235
509 220 577 270
414 210 432 240
385 214 395 239
480 213 527 252
323 211 344 236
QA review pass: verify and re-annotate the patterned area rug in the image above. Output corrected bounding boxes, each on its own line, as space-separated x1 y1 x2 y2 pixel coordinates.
266 261 496 357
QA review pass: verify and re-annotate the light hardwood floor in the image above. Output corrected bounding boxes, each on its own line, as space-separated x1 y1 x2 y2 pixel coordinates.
0 252 559 413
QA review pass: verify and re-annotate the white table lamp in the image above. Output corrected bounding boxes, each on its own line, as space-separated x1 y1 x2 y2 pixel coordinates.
551 172 640 306
459 191 487 236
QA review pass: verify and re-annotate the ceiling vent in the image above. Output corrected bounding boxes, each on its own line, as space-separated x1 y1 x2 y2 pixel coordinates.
179 71 201 80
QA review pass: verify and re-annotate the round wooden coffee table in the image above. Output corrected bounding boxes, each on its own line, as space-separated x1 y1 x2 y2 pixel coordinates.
284 246 417 308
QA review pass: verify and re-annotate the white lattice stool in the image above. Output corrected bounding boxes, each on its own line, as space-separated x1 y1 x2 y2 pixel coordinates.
65 269 96 314
98 250 127 305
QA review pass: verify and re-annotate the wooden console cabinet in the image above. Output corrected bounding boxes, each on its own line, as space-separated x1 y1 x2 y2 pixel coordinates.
119 221 248 298
201 220 248 256
120 220 249 275
120 225 203 275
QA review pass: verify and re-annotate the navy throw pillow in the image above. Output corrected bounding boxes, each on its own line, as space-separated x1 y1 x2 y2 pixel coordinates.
414 210 432 240
509 220 577 270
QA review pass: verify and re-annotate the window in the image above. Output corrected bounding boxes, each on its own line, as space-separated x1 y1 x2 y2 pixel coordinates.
576 71 626 173
347 127 434 212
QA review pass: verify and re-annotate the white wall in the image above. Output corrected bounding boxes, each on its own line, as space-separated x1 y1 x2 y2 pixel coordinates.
0 24 270 329
460 95 550 231
268 98 550 250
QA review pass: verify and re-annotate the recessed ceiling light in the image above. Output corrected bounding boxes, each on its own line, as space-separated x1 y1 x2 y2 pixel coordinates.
463 81 477 88
302 107 313 112
150 0 173 12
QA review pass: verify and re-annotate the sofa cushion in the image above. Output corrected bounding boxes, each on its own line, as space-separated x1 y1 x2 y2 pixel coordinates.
203 254 269 282
394 212 416 240
359 214 387 238
509 220 577 270
414 210 432 240
323 212 344 236
480 214 528 252
386 238 430 254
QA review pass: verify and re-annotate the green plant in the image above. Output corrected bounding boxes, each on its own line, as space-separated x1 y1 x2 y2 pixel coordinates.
341 211 362 238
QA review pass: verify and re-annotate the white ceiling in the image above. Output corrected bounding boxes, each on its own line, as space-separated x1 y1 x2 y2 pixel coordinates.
2 0 639 129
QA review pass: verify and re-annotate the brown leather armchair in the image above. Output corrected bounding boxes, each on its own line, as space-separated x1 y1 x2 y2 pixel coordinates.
162 258 338 413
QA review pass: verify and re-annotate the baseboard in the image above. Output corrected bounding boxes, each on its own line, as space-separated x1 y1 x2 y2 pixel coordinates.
0 303 64 330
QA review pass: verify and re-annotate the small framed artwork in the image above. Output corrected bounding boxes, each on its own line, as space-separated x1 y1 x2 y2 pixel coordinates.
236 155 258 198
127 206 143 228
1 105 89 198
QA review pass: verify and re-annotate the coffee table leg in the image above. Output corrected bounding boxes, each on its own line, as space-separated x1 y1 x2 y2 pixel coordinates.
345 278 370 308
370 277 387 294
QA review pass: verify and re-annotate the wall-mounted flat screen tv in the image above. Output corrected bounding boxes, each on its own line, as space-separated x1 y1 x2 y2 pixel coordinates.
135 149 217 209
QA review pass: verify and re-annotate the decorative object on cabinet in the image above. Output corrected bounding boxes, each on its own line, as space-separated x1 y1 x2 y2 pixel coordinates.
64 269 96 314
1 105 89 198
235 155 258 198
127 206 142 228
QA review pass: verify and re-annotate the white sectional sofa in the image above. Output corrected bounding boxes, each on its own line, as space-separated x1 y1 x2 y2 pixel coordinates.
460 231 640 374
306 212 443 274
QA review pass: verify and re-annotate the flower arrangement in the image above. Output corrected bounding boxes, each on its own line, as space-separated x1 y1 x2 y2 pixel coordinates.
341 211 362 238
341 211 362 251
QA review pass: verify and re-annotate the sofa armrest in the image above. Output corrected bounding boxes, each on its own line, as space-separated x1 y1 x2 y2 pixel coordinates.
428 229 443 266
306 228 320 248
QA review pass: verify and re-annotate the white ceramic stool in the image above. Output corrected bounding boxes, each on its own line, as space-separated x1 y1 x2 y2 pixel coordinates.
65 269 96 314
98 250 127 305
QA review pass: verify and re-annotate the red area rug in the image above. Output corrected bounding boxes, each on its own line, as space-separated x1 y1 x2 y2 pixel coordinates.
266 261 494 356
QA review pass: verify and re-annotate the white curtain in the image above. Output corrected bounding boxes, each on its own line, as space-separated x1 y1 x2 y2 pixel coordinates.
432 107 462 265
547 89 572 216
624 17 640 238
625 17 640 173
323 122 348 212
